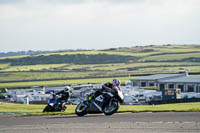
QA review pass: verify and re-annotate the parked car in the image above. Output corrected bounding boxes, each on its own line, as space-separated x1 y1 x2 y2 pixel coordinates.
123 95 139 105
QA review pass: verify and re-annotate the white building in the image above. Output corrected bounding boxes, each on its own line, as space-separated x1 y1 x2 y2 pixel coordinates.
131 72 200 93
158 76 200 93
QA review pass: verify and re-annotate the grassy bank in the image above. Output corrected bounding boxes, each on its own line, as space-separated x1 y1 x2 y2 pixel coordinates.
0 103 76 116
119 102 200 112
1 45 200 89
0 102 200 116
0 77 132 88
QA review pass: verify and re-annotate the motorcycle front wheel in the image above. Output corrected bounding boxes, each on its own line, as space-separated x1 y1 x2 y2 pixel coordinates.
43 105 54 112
103 101 119 115
75 102 88 116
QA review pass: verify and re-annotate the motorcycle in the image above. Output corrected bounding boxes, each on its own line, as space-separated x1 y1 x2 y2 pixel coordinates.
43 94 67 112
75 86 124 116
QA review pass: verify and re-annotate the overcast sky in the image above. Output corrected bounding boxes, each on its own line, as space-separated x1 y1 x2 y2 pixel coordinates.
0 0 200 52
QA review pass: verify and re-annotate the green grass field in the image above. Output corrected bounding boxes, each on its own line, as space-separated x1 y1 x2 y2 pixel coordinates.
0 64 66 72
1 62 200 82
31 50 157 57
0 77 133 88
0 102 200 116
141 53 200 62
1 62 200 72
1 45 200 89
119 102 200 112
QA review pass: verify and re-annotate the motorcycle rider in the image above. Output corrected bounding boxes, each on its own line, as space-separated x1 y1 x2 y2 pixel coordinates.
102 78 121 92
54 87 71 110
91 78 121 101
55 87 70 101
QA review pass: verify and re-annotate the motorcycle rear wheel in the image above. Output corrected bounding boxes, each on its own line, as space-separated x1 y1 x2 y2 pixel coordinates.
103 101 119 115
61 103 66 112
75 102 88 116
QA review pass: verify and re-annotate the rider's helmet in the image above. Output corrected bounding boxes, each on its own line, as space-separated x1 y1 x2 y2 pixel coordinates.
112 78 121 87
65 86 72 93
65 86 70 91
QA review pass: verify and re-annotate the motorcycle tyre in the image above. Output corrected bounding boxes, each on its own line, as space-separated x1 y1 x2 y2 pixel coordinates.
75 102 88 117
43 105 54 112
61 106 66 112
103 101 119 116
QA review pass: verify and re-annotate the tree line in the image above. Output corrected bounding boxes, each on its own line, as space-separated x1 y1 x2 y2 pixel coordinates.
0 54 139 66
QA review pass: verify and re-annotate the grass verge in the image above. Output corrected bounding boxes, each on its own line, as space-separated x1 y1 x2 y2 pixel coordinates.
0 102 200 116
119 102 200 113
0 77 132 88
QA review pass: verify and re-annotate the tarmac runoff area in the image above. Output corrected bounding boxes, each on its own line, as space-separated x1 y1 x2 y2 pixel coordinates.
0 112 200 133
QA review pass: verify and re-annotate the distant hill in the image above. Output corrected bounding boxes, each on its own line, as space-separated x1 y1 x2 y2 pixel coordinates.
0 44 200 66
0 50 44 57
0 49 89 58
0 54 139 65
1 44 200 85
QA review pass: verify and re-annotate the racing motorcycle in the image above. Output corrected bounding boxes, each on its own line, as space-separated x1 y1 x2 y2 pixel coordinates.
75 86 124 116
43 94 67 112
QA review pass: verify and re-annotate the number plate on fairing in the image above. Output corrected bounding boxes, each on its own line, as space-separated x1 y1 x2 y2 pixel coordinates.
95 95 104 102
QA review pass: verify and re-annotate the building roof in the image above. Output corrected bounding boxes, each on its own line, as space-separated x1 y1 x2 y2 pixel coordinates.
131 74 185 81
159 76 200 83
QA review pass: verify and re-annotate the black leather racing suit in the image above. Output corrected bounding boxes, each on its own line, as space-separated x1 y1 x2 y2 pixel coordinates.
93 82 115 109
56 90 69 102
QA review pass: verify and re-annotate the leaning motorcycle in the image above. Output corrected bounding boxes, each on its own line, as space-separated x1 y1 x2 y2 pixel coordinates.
75 86 124 116
43 94 67 112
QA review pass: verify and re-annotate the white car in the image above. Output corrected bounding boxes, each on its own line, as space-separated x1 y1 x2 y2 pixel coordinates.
123 95 139 105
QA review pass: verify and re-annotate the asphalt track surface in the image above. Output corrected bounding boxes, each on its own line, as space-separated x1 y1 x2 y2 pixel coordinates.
0 112 200 133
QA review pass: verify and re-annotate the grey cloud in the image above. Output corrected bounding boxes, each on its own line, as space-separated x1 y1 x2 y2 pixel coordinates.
45 0 145 3
0 0 25 4
51 0 145 4
98 0 145 3
0 0 145 5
